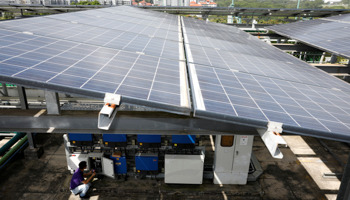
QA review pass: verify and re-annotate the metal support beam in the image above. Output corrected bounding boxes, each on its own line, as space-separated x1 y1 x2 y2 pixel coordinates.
45 91 60 115
17 86 28 110
249 33 286 39
26 132 36 149
337 153 350 200
0 110 258 135
272 44 321 52
310 63 350 74
1 83 8 96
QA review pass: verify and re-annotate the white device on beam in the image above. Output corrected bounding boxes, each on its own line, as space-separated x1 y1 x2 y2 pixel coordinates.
256 121 286 159
98 93 121 130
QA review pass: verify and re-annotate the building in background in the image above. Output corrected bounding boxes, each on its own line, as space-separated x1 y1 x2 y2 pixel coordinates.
154 0 161 5
161 0 182 6
189 0 216 6
190 1 201 6
323 0 342 4
0 0 131 5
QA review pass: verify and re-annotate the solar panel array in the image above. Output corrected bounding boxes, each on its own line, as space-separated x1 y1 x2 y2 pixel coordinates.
1 6 350 141
267 13 350 59
0 7 190 114
182 17 350 92
182 16 350 141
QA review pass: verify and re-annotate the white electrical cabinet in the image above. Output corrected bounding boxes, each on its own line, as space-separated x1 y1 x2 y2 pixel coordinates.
68 154 90 174
64 134 115 178
67 152 103 174
213 135 254 185
102 157 115 179
164 148 205 184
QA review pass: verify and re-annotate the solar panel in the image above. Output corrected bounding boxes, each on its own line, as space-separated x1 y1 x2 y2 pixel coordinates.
182 16 350 92
0 7 191 115
182 16 350 141
267 13 350 59
0 15 181 60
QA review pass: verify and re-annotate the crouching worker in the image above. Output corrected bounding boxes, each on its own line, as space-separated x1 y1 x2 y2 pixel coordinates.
70 161 96 199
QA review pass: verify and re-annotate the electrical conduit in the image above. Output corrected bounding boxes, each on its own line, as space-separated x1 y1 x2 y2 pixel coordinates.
0 135 28 167
0 132 25 156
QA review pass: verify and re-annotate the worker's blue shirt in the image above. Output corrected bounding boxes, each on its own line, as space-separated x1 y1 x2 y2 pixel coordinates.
70 169 84 190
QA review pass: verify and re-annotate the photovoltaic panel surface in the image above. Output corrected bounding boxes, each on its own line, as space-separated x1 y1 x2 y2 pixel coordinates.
0 10 182 60
267 13 350 59
182 16 350 92
0 7 190 115
182 16 350 141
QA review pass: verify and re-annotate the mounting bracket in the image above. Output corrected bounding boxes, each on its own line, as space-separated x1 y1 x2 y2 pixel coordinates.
256 121 286 159
98 93 121 130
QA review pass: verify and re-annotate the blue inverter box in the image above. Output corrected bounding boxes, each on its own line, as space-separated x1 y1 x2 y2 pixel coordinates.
172 135 196 144
110 152 127 174
172 135 196 149
68 133 93 146
137 135 161 148
103 134 127 147
135 153 158 171
103 134 127 142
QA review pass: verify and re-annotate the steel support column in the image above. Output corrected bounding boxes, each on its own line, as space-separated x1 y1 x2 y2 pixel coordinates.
330 54 338 64
320 52 326 64
17 86 28 110
45 91 60 115
337 154 350 200
1 83 8 96
26 132 36 149
346 60 350 82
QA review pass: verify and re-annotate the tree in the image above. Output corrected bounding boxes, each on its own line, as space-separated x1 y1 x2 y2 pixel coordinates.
71 1 101 5
300 0 323 9
216 0 325 9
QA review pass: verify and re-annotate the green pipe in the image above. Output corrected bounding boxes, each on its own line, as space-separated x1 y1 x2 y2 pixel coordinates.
0 135 28 167
0 132 25 156
297 0 300 9
295 0 301 20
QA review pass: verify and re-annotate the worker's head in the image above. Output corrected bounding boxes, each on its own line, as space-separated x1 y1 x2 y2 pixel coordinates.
79 161 87 170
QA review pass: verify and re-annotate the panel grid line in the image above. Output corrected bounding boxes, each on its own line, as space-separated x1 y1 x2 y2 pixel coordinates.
113 54 141 93
79 52 121 89
289 83 350 129
250 75 301 126
269 78 331 132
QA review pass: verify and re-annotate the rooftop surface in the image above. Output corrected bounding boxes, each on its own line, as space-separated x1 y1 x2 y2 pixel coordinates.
0 133 347 200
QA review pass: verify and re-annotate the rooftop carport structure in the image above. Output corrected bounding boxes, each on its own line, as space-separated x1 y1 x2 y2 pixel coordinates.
0 4 111 15
139 6 350 18
266 14 350 82
267 14 350 61
2 4 350 17
1 6 350 198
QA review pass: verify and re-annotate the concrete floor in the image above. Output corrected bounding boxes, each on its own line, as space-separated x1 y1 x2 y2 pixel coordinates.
0 133 348 200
